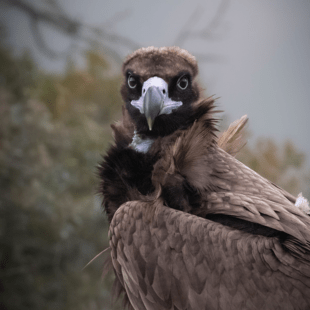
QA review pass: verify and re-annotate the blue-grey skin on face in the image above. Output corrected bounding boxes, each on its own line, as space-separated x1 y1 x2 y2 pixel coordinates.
130 77 183 131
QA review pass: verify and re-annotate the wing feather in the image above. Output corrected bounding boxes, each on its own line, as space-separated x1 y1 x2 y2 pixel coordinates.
206 148 310 241
109 200 310 310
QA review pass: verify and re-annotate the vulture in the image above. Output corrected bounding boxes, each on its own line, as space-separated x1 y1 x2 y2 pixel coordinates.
98 46 310 310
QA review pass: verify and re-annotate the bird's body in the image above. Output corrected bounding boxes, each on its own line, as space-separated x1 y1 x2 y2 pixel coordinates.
99 47 310 309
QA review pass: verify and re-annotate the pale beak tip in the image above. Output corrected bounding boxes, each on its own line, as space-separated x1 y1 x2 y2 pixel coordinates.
147 117 153 131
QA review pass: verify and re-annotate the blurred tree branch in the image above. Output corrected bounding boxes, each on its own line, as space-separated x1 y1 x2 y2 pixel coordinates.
0 0 140 63
1 0 230 65
174 0 230 63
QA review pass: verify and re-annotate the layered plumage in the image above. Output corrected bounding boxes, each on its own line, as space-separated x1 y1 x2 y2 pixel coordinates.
99 47 310 310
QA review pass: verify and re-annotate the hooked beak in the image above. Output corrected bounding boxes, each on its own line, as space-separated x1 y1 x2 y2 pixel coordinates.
143 86 164 131
130 77 183 131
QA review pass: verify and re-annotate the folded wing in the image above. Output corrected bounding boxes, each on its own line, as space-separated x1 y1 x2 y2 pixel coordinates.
110 200 310 310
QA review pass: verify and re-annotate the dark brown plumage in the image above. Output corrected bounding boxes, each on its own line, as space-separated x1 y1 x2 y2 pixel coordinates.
99 46 310 309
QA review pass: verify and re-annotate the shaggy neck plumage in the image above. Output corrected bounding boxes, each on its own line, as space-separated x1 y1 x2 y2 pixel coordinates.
189 96 219 137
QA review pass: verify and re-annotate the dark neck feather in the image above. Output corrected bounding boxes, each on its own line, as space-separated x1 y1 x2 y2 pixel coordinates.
190 96 219 137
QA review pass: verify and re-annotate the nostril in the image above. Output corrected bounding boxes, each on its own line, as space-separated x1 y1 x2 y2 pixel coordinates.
162 89 166 94
143 89 146 94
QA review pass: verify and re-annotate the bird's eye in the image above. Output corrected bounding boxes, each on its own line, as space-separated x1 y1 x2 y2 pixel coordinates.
128 75 137 89
177 76 189 90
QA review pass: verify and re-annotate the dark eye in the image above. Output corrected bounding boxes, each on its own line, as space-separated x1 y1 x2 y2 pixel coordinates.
177 76 189 90
128 75 137 89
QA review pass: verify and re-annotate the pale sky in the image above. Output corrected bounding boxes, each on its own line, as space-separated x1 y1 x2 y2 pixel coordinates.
1 0 310 167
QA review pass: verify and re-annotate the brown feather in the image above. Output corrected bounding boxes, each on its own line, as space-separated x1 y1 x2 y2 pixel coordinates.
100 46 310 310
218 114 248 156
109 201 310 310
111 105 135 147
123 46 198 81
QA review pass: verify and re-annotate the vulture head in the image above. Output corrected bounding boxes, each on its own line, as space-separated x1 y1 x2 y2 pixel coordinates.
120 47 201 138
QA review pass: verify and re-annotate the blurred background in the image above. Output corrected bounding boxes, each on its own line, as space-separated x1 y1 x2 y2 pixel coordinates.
0 0 309 309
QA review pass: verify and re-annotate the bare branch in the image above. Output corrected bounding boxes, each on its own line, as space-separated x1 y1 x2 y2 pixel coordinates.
3 0 80 36
29 16 73 59
202 0 230 34
1 0 229 65
174 0 230 63
174 5 204 47
0 0 139 63
44 0 63 15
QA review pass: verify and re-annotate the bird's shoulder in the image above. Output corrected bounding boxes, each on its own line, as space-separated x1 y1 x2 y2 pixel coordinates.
154 118 310 245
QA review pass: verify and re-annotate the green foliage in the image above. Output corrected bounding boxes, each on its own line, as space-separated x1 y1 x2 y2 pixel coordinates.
36 50 123 121
0 46 123 309
0 47 37 101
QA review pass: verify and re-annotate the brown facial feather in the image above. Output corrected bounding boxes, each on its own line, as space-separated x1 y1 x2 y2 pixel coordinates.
122 46 198 81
